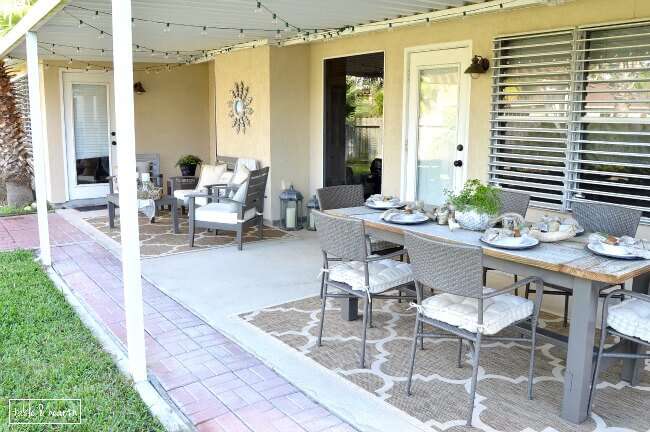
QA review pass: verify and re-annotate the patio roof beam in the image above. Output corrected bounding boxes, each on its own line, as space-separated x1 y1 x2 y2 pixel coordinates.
25 32 51 267
111 0 147 382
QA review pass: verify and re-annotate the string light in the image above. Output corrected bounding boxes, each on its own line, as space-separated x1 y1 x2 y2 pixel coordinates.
272 13 278 25
239 29 245 39
163 22 171 33
275 29 281 39
201 26 207 36
78 19 84 28
98 30 105 39
255 2 262 13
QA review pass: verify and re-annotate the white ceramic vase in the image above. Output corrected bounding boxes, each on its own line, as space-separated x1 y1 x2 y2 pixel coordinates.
454 209 491 231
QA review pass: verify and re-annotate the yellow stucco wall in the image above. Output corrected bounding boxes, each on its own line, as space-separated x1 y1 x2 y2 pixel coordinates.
307 0 650 198
42 62 211 203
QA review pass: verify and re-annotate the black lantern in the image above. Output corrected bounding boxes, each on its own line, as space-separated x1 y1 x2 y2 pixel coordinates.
306 195 319 231
464 55 490 78
279 185 304 231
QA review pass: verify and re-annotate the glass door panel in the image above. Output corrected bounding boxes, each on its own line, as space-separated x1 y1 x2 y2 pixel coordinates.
416 66 460 205
72 83 111 186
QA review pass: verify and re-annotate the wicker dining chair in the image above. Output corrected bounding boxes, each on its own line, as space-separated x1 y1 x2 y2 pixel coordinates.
524 201 642 326
483 190 531 294
316 185 403 254
588 290 650 414
403 231 544 426
313 210 415 368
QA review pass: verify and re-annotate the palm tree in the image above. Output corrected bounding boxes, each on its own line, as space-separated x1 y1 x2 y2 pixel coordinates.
0 61 33 206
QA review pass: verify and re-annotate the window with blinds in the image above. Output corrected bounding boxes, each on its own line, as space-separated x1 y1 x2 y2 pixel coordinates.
489 22 650 221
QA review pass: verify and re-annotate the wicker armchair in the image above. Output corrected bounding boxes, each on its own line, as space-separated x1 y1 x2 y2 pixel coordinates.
588 289 650 414
524 201 642 326
316 184 403 256
483 190 531 295
313 210 415 368
403 231 544 426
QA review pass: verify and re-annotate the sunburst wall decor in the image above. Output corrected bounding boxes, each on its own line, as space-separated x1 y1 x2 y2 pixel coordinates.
227 81 253 134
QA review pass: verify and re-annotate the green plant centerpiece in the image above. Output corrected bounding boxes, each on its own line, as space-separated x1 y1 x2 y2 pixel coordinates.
446 179 500 231
175 155 202 177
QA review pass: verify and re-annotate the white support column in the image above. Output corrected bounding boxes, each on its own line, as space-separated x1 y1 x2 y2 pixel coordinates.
111 0 147 382
25 32 51 267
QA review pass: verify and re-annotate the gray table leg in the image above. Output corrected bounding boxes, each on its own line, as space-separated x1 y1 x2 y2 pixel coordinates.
108 201 115 228
561 278 598 423
621 272 650 385
171 199 180 234
341 298 359 321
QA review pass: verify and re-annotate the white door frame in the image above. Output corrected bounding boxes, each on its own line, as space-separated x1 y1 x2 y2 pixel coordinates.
62 70 115 201
400 41 472 201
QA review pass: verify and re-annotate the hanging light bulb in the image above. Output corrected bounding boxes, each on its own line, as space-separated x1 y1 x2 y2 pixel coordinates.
275 29 281 39
131 18 135 27
388 22 394 32
93 10 99 19
163 23 171 32
426 17 431 26
255 1 262 13
272 13 278 25
167 64 171 71
284 22 291 32
78 20 84 28
150 49 156 56
76 46 81 54
164 52 169 59
239 28 245 39
51 44 56 55
201 26 208 36
68 58 73 65
44 64 50 70
100 49 105 57
98 31 105 39
85 65 90 72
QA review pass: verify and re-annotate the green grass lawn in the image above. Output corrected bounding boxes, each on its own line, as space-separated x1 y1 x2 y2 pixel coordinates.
0 251 165 431
0 205 37 217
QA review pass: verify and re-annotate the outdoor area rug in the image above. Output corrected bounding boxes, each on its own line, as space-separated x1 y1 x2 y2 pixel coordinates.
241 296 650 432
84 211 294 258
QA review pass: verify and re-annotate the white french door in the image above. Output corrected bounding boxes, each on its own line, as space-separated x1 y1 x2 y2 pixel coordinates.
403 45 471 205
63 71 116 200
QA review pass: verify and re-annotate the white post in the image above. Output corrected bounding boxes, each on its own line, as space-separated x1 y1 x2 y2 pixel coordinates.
25 32 51 267
111 0 147 382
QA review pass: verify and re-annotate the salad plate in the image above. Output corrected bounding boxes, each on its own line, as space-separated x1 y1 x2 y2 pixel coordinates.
480 235 539 250
587 242 642 260
381 212 429 225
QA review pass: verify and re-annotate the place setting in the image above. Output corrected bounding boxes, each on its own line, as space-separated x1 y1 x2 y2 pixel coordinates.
587 233 650 260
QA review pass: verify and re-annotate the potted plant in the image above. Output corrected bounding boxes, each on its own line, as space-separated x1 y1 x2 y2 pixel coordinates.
175 155 202 177
446 179 500 231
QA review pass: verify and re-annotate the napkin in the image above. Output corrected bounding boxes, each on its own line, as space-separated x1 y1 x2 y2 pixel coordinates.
382 209 400 221
367 195 400 205
588 234 650 259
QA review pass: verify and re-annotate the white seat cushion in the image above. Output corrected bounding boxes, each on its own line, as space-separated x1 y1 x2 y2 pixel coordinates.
197 164 228 189
236 158 258 172
173 189 209 206
329 259 412 294
194 202 257 225
420 289 533 335
607 299 650 343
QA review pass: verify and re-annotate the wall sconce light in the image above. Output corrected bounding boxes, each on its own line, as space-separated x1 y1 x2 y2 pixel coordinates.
133 81 146 94
464 55 490 78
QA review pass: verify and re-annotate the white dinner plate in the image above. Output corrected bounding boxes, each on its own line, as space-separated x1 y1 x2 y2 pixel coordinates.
366 200 405 210
382 213 429 225
587 242 641 260
480 235 540 250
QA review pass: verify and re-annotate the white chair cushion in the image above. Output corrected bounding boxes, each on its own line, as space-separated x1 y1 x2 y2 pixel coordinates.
329 259 412 294
197 164 227 189
173 189 209 206
236 158 258 172
420 288 533 335
218 171 234 185
195 202 257 225
231 180 249 203
231 165 251 186
607 299 650 343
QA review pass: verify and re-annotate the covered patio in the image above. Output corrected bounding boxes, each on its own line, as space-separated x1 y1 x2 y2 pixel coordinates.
2 0 650 431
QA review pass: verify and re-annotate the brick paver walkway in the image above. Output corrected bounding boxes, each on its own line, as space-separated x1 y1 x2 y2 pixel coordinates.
0 214 355 432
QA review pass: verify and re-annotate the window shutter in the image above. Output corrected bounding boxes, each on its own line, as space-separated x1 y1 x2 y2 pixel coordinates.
489 30 574 210
567 22 650 221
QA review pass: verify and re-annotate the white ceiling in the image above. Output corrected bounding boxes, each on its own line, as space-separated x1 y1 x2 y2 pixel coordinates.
9 0 492 63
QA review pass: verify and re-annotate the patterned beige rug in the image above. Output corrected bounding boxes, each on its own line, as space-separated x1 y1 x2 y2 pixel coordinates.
85 211 294 258
242 296 650 432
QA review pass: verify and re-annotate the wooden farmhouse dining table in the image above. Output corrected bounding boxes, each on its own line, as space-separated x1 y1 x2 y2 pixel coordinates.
326 206 650 424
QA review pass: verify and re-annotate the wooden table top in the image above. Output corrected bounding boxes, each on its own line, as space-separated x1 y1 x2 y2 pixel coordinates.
327 207 650 285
